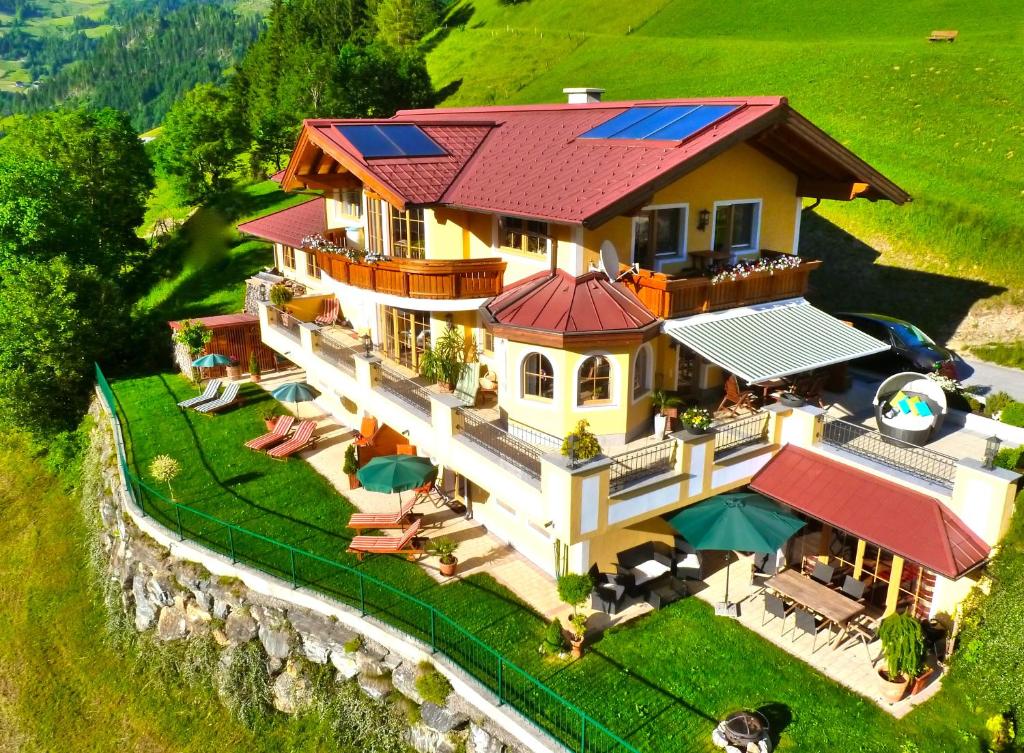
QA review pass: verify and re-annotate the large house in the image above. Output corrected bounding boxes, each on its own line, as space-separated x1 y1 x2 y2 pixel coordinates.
240 90 1018 623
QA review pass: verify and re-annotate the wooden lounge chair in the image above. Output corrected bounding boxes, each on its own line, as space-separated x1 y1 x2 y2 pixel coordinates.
244 415 296 451
314 297 340 326
268 420 317 459
194 382 240 414
177 379 221 409
347 518 424 561
717 374 757 415
418 466 455 507
346 496 417 531
354 416 381 448
396 444 416 456
453 363 481 407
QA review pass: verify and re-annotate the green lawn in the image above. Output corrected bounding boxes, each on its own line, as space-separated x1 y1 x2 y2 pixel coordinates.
108 372 993 753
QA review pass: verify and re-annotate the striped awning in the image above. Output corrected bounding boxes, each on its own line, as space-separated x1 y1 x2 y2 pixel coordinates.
663 298 888 384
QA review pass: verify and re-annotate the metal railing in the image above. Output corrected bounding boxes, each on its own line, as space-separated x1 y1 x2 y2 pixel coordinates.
318 331 357 376
508 421 562 452
378 365 432 418
608 439 677 493
459 408 543 480
713 411 770 456
93 364 642 753
821 416 958 489
270 306 301 342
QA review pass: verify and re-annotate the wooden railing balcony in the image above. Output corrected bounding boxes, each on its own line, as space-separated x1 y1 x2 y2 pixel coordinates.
623 258 822 319
314 251 506 301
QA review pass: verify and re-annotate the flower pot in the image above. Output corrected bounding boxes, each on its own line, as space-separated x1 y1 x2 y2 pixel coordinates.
439 557 458 578
661 406 680 419
910 667 935 695
227 364 242 380
250 373 262 384
569 636 584 659
264 417 277 431
653 413 668 440
779 392 804 408
685 424 709 435
877 669 909 703
437 381 454 393
347 473 361 490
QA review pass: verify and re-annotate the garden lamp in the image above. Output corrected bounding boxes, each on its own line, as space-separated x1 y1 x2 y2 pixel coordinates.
984 435 1001 469
362 333 373 358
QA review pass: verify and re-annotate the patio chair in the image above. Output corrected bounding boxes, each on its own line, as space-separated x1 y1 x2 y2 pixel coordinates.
244 415 296 451
267 420 317 459
418 466 456 508
839 614 878 662
453 363 481 407
346 496 417 530
588 564 636 615
314 297 340 326
792 374 828 409
177 379 221 409
810 561 836 586
673 538 704 580
750 552 779 595
194 382 240 414
354 416 381 448
761 593 794 633
347 518 424 561
792 607 833 653
717 374 757 415
840 575 867 601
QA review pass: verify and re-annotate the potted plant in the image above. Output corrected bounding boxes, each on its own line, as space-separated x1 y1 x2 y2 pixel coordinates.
269 283 294 307
560 420 601 464
877 612 925 703
557 572 594 659
226 356 242 381
651 389 683 439
428 536 459 577
418 325 466 391
260 409 279 431
249 352 262 383
681 407 713 434
343 445 360 489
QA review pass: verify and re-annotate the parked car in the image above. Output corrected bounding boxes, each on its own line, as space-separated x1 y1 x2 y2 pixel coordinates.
836 313 957 377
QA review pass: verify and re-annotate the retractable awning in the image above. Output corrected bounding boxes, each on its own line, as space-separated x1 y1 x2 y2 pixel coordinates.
662 298 888 384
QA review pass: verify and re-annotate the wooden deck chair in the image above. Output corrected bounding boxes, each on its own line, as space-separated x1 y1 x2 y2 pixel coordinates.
453 363 481 407
177 379 221 409
794 374 828 408
396 444 417 456
267 420 317 459
194 382 240 414
717 374 757 415
346 496 417 530
347 518 424 560
244 415 295 451
354 416 381 447
419 466 456 508
314 297 340 326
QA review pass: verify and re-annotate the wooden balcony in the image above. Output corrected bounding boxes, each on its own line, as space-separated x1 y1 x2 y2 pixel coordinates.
623 259 822 319
314 251 506 300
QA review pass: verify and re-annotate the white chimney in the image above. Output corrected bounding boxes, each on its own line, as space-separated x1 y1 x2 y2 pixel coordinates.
563 87 605 104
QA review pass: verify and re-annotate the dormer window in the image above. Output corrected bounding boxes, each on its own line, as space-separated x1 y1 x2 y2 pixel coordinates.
501 217 551 256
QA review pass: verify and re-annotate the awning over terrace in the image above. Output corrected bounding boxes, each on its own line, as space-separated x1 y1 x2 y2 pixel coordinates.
750 445 989 579
662 298 887 384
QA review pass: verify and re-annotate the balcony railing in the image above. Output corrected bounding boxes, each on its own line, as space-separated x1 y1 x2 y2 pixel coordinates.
713 411 771 456
625 259 822 319
378 364 432 418
270 306 301 342
318 331 357 376
314 251 506 301
608 439 677 493
821 416 957 489
459 409 543 480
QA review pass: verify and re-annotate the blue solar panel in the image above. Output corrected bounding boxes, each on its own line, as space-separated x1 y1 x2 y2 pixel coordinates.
579 104 738 142
335 124 446 158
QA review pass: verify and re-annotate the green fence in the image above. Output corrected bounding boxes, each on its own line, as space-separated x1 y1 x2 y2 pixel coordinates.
94 364 642 753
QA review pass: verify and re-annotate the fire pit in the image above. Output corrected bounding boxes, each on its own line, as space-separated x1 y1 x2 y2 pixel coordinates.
711 710 772 753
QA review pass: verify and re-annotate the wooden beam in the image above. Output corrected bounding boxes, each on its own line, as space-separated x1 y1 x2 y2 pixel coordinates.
884 555 905 616
797 179 870 201
294 173 363 191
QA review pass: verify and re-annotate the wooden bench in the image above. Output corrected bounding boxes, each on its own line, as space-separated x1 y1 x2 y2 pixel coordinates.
928 30 958 42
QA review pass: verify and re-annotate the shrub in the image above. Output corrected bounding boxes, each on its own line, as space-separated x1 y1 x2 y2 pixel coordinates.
998 402 1024 427
994 445 1024 471
984 391 1015 418
541 617 567 655
221 640 272 729
173 319 212 357
248 351 261 376
148 454 181 500
878 612 924 680
561 420 601 461
269 283 293 306
343 635 363 653
557 572 593 616
415 662 453 705
343 444 359 476
427 536 458 564
418 325 466 387
985 713 1016 753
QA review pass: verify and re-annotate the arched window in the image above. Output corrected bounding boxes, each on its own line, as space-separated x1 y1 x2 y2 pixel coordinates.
578 355 611 405
522 352 554 399
633 347 650 399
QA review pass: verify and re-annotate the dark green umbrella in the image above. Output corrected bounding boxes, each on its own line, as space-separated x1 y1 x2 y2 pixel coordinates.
191 353 233 384
666 492 805 607
357 454 437 516
272 381 319 415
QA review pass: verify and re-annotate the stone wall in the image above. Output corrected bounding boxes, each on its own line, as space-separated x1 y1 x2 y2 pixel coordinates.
87 399 540 753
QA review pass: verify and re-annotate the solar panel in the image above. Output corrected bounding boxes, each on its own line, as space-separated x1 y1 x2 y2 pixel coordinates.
335 124 447 158
579 104 738 142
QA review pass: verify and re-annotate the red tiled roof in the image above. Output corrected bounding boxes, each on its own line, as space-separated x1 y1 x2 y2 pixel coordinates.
168 314 259 331
482 269 659 347
237 197 326 248
749 445 989 579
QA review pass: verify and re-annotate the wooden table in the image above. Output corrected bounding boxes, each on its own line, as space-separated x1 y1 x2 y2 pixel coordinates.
689 248 733 270
753 377 789 404
765 569 866 645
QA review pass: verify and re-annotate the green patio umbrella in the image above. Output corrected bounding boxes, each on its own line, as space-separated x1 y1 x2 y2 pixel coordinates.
666 492 805 608
357 454 437 514
191 352 233 384
271 381 320 416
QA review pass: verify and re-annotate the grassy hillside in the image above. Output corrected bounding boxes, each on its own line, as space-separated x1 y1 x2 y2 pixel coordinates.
426 0 1024 347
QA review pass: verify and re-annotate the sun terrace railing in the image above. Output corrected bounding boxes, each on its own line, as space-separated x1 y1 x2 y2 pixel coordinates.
317 331 357 376
821 416 958 489
378 364 432 418
713 411 771 456
458 408 544 480
508 421 562 452
608 439 677 494
93 363 644 753
269 306 302 342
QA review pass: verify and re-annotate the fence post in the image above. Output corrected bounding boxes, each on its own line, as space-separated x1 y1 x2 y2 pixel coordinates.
227 527 236 563
174 505 184 540
580 715 586 753
359 574 366 615
497 658 504 706
429 609 437 652
289 550 298 588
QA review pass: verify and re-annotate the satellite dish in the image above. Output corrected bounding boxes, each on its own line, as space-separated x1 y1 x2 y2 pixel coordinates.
598 241 620 280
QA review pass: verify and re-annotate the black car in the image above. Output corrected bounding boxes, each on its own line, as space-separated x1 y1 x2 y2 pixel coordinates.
836 313 957 378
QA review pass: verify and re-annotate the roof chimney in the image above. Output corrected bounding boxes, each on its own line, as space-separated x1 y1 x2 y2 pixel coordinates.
563 87 604 104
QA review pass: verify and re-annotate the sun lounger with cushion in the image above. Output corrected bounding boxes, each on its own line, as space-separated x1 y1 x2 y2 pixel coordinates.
315 297 340 326
346 496 417 530
244 415 296 451
347 519 424 560
267 420 317 459
194 382 240 413
177 379 221 409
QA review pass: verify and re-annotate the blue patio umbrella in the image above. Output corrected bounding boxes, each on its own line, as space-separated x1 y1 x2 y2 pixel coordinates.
191 352 233 384
272 381 320 415
666 492 805 607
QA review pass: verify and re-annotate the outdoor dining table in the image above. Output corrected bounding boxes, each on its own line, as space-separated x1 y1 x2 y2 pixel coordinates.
765 568 866 646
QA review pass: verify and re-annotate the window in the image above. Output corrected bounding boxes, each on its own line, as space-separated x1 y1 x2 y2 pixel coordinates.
502 217 550 256
633 206 686 267
477 315 495 354
578 355 611 405
339 189 362 218
713 201 760 253
281 245 295 270
306 251 320 279
390 206 426 259
366 196 385 255
379 305 430 369
633 347 650 399
522 352 554 399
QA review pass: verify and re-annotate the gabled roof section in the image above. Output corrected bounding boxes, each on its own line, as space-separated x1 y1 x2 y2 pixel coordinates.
750 445 989 579
481 269 660 348
237 197 326 248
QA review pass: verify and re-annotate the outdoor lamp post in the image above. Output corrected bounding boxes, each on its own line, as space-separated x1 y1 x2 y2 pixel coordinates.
362 333 372 358
984 435 1002 469
697 208 711 231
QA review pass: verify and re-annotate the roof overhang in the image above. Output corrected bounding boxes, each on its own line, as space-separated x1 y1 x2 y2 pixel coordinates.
663 298 888 384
